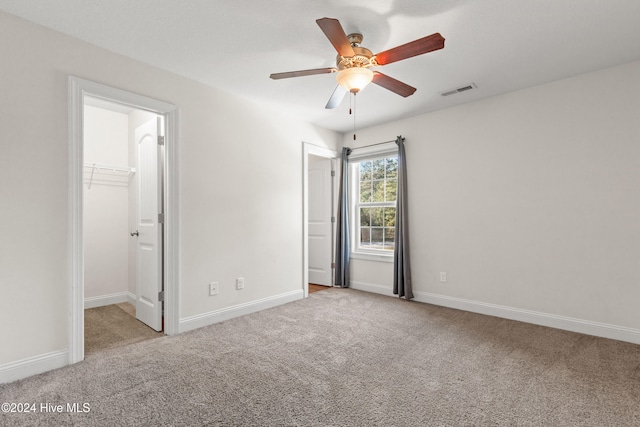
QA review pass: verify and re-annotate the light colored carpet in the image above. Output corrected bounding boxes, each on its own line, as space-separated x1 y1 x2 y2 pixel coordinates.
84 303 162 355
2 288 639 426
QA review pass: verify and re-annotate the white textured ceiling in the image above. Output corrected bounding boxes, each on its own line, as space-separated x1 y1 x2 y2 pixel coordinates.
2 0 640 133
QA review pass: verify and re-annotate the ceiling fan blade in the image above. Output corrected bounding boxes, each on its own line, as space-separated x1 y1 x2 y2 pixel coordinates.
325 85 348 109
375 33 445 66
372 72 417 97
316 18 356 57
270 68 336 80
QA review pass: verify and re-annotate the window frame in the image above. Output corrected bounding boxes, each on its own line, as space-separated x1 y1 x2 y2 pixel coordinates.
348 145 398 262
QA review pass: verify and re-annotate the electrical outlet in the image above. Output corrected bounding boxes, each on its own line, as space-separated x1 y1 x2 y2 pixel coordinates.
439 272 447 283
209 282 219 296
236 277 244 290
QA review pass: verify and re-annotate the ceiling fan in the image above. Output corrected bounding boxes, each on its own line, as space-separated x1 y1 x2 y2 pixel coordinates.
270 18 445 109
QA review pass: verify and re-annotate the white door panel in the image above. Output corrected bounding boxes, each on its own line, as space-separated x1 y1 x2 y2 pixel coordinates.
134 117 162 331
308 156 334 286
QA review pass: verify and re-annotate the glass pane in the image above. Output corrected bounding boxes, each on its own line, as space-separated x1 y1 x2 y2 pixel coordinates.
384 207 396 227
372 159 385 179
371 228 384 248
359 161 372 181
360 227 371 247
360 181 372 203
385 178 397 202
386 158 398 179
372 180 385 202
371 207 383 227
384 227 395 249
360 208 371 226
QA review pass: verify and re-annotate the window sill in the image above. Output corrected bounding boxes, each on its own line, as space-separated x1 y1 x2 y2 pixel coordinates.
351 252 394 263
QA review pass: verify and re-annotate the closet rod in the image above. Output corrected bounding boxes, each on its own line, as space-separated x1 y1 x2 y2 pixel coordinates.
84 162 135 190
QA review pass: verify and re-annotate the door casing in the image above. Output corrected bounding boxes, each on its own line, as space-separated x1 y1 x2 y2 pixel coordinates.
68 76 179 364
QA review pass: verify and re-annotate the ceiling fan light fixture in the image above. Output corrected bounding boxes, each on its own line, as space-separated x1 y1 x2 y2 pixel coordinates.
336 67 374 93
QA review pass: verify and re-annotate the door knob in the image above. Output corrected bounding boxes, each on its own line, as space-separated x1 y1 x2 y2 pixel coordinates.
130 230 139 237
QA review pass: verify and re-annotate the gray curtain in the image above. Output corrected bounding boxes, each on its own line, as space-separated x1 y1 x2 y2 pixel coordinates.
334 147 352 287
393 136 413 299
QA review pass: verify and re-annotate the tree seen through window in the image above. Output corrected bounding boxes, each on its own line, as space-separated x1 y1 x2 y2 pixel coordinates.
357 156 397 251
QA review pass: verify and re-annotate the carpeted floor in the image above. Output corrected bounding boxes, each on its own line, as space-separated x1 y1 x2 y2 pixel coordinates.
84 303 163 355
2 288 639 426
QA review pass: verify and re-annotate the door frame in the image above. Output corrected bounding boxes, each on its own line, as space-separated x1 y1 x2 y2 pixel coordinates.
302 142 338 298
68 76 180 364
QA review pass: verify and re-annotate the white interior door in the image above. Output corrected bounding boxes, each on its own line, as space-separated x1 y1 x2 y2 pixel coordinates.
308 156 334 286
134 117 163 331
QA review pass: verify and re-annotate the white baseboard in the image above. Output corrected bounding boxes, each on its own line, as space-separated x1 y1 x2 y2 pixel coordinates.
83 291 129 309
179 289 304 333
351 281 396 297
127 291 136 306
0 350 68 384
350 281 640 345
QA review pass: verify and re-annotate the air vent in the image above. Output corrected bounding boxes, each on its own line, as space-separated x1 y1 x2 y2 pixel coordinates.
441 83 477 97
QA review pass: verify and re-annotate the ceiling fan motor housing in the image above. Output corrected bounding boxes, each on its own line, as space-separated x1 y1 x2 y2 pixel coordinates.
336 34 377 70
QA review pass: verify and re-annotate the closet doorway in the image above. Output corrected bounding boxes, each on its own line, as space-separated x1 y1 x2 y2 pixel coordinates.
69 77 179 364
83 97 163 355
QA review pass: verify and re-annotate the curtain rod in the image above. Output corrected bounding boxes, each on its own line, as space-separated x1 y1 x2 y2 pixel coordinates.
347 138 402 151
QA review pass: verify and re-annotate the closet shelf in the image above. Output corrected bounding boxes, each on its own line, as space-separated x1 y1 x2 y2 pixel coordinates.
84 162 135 189
84 162 135 174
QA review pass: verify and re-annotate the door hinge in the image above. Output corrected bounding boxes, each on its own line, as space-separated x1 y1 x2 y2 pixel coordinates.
158 291 165 302
158 213 165 224
331 170 336 177
331 262 336 268
331 216 336 223
158 136 165 146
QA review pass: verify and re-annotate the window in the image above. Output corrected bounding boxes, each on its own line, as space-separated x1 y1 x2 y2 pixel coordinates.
354 156 397 253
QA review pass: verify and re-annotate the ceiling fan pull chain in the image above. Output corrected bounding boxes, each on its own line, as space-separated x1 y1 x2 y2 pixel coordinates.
353 92 357 140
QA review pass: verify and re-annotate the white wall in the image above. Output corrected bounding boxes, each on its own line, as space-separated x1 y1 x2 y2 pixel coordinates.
0 10 341 369
83 106 130 300
345 59 640 339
